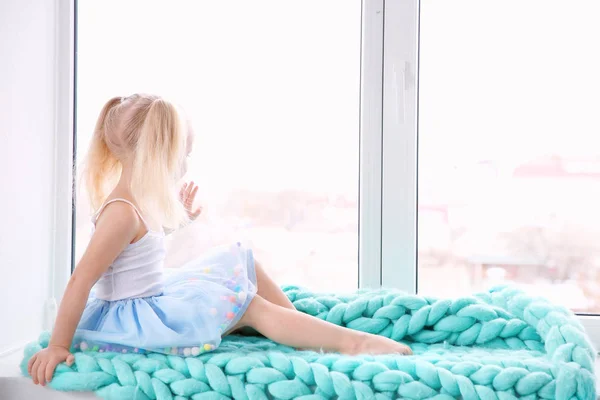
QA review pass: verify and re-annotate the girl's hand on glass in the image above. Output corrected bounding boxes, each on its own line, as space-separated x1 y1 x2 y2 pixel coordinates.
180 181 202 220
27 345 75 386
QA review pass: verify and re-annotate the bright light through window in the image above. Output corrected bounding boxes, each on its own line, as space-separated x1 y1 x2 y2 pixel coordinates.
418 0 600 313
75 0 361 292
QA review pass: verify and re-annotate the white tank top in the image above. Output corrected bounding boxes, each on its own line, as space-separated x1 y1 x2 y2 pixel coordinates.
91 199 166 301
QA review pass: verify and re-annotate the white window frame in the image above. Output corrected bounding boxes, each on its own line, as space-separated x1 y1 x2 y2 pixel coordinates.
380 0 419 294
51 0 75 322
54 0 599 349
358 0 385 288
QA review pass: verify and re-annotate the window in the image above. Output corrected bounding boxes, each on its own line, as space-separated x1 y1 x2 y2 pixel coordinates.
417 0 600 314
58 0 598 347
74 0 362 292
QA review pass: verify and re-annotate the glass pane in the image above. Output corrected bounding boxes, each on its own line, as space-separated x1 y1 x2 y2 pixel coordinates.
75 0 361 292
418 0 600 313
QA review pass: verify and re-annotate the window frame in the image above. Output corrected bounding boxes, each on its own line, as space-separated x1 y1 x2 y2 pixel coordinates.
52 0 76 309
380 0 419 294
358 0 385 288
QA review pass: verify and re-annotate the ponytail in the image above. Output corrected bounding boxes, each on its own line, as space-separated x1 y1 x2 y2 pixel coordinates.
82 96 123 211
130 98 188 230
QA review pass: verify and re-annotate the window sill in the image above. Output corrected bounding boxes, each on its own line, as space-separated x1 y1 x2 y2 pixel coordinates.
0 350 94 399
581 315 600 351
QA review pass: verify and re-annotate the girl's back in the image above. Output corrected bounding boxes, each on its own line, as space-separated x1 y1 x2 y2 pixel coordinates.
92 198 166 301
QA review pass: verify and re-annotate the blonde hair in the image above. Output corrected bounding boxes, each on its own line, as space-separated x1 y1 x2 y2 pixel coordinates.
82 94 188 229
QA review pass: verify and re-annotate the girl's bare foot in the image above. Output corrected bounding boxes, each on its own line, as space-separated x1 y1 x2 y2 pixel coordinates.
347 332 413 356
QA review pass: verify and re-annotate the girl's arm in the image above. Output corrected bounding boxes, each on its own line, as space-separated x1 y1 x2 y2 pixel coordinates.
28 202 140 386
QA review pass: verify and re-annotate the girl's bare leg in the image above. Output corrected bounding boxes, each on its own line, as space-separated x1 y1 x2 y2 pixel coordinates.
238 295 412 355
254 260 295 310
225 259 295 336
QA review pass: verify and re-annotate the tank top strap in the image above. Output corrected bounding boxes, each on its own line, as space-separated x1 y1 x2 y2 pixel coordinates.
92 198 149 228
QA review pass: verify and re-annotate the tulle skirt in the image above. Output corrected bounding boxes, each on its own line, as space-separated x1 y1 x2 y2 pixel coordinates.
73 242 257 356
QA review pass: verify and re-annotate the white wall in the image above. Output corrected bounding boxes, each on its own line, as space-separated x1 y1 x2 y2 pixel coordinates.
0 0 58 353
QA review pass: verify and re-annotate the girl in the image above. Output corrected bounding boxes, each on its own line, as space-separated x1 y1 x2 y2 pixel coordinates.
28 94 411 386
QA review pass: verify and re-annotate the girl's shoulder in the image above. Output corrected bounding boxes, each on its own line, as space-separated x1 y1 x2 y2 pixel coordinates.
93 198 143 229
92 196 164 243
93 197 144 224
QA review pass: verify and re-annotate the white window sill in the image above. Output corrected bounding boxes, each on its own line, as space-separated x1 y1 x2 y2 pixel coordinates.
0 351 95 399
0 378 97 400
581 316 600 350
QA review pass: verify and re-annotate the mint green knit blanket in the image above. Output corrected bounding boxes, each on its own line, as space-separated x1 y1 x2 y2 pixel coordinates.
21 286 597 399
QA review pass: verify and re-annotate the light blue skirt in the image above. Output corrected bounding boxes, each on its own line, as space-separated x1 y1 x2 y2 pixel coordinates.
73 243 257 356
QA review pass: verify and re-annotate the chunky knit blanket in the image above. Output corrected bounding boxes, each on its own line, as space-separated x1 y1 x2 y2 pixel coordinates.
21 286 597 399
